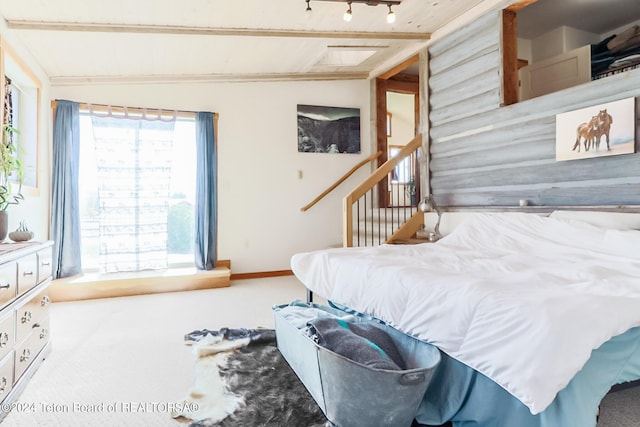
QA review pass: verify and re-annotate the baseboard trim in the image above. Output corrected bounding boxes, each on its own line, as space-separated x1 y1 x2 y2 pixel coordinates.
51 266 231 302
230 270 293 281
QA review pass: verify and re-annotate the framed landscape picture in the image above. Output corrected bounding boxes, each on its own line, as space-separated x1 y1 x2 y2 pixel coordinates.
297 104 361 154
555 97 636 161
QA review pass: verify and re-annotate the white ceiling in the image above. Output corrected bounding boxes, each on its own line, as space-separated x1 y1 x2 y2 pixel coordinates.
1 0 637 86
0 0 485 85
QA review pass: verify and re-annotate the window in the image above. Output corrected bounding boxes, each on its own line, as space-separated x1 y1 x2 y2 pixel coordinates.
388 146 417 207
78 110 197 273
3 44 40 189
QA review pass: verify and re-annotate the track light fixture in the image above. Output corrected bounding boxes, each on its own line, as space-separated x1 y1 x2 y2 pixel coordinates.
306 0 402 23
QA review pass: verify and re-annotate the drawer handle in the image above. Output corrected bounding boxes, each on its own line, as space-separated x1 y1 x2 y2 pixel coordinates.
0 283 10 290
23 271 34 277
40 328 49 340
42 261 51 266
41 296 51 307
20 348 31 362
21 311 32 324
0 332 8 348
0 376 6 394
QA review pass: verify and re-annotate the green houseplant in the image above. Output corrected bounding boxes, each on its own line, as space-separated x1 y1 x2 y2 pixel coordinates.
0 123 24 240
405 177 417 207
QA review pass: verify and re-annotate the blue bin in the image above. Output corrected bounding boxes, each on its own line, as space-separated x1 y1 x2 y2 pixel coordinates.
273 302 441 427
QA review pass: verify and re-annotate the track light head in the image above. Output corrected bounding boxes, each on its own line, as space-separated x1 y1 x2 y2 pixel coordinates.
343 3 353 22
386 4 396 23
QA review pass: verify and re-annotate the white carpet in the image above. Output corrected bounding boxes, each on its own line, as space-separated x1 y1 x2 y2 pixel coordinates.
1 276 311 427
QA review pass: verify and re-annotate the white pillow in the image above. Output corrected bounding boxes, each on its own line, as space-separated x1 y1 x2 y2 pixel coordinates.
549 210 640 231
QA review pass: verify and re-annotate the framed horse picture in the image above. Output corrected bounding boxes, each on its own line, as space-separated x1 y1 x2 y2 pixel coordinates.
555 97 636 161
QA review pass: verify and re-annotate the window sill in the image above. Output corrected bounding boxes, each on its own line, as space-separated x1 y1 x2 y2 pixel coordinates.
50 265 231 302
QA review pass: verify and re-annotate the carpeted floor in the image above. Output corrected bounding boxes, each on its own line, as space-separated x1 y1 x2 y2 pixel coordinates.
1 276 312 427
598 385 640 427
0 275 638 426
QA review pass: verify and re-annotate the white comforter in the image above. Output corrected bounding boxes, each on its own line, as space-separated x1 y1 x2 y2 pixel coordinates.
290 212 640 414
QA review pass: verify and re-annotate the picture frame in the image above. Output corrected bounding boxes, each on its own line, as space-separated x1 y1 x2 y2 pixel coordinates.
297 104 361 154
555 97 636 161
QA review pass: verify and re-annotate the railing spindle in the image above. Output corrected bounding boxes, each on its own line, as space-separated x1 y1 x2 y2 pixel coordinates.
356 199 361 247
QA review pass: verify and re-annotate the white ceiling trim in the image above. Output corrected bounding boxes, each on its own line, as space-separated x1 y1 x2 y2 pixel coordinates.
5 20 432 41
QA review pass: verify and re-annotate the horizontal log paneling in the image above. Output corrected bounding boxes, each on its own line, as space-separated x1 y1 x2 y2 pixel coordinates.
429 88 500 125
436 180 640 207
430 68 640 142
431 143 553 174
427 6 640 208
434 154 640 190
431 117 555 154
430 68 501 111
429 49 500 94
428 10 499 58
430 29 498 77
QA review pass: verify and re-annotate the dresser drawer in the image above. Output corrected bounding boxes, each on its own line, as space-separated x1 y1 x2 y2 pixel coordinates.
37 249 53 284
16 287 51 342
14 316 49 381
17 254 38 295
0 262 16 309
0 312 15 361
0 352 14 401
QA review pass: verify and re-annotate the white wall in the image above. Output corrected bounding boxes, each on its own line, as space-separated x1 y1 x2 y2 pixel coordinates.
386 92 414 148
50 80 372 273
530 26 599 62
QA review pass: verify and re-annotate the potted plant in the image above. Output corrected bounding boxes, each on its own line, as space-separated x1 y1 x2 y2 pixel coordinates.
0 123 24 240
405 177 417 207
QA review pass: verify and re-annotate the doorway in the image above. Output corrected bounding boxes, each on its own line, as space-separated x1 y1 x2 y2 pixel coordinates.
375 55 420 208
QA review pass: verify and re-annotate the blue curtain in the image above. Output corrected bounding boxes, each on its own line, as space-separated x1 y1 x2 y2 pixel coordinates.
194 112 217 270
51 100 81 278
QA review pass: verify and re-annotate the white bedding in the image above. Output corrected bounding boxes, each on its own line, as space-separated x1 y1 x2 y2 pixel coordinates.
290 212 640 414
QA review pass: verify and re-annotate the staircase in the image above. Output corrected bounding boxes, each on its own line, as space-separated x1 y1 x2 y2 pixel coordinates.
344 134 424 247
301 134 425 248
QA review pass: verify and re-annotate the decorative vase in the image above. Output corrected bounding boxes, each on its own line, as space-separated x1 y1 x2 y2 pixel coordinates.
8 230 33 242
0 211 7 242
8 220 33 242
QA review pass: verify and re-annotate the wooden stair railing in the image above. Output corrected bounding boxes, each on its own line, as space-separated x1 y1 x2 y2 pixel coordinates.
344 134 423 247
300 151 383 212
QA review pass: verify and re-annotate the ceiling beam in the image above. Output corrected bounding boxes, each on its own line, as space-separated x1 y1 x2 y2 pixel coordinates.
48 72 371 86
5 20 431 41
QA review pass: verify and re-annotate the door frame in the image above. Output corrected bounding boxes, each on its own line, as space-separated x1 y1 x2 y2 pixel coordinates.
375 55 420 207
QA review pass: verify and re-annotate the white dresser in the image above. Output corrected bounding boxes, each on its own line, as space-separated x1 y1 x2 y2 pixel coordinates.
0 241 53 415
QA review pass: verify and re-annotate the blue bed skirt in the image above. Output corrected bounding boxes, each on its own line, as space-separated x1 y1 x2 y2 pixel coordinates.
327 301 640 427
416 326 640 427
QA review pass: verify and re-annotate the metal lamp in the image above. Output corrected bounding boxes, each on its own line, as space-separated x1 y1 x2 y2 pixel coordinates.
418 195 442 242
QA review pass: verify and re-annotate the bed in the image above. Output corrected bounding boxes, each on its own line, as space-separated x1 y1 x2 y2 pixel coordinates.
290 211 640 427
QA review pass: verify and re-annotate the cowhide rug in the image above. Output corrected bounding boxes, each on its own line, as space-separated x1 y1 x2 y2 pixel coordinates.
172 327 329 427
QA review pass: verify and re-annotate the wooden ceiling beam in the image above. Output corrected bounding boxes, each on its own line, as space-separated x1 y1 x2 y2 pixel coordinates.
48 71 371 86
376 54 419 80
506 0 539 12
6 20 431 41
